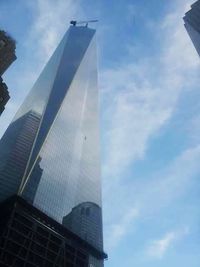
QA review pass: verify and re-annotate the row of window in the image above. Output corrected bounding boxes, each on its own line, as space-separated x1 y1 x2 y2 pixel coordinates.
0 210 89 266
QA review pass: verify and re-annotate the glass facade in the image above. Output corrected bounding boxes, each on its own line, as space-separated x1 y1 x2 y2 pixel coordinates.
184 0 200 56
0 26 104 266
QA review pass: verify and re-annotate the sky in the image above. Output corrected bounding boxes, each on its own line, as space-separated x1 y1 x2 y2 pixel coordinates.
0 0 200 266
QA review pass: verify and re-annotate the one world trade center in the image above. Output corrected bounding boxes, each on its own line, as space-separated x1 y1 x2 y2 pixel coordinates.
0 23 107 267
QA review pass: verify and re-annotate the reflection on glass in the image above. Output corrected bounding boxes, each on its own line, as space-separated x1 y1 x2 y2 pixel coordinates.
0 25 104 265
22 156 43 204
62 202 103 250
184 2 200 56
0 28 69 201
23 30 103 252
0 110 41 202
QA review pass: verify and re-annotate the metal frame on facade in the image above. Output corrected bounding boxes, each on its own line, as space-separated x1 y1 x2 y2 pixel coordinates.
0 196 107 267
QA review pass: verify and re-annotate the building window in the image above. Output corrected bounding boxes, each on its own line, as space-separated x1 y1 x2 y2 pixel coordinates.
81 207 85 215
86 207 90 216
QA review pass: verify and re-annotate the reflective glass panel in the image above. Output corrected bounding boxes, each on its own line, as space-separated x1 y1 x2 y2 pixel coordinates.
22 33 103 251
0 26 104 264
0 29 68 201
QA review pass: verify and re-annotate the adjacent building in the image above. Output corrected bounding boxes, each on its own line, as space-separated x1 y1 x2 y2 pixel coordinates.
183 0 200 56
0 25 107 266
0 77 10 115
62 202 103 251
0 30 16 116
0 30 16 75
0 110 41 203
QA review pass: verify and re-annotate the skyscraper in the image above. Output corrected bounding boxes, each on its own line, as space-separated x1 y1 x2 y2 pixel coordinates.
0 25 107 266
0 77 10 115
0 30 16 115
0 30 16 76
183 0 200 56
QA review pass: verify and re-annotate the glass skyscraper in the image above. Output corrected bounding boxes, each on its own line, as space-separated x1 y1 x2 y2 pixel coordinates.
0 25 106 266
184 0 200 56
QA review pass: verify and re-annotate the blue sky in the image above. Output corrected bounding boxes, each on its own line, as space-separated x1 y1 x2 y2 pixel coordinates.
0 0 200 266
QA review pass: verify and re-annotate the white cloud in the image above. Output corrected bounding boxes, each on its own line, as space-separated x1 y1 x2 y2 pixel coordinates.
104 143 200 251
147 227 189 259
28 0 82 64
139 144 200 214
103 0 200 252
101 0 200 177
101 69 174 176
148 232 176 259
105 207 139 250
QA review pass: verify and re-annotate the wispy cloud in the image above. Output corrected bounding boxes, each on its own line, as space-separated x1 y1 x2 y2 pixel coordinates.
105 207 139 250
101 68 174 176
147 227 189 259
104 143 200 251
28 0 82 65
138 144 200 214
101 0 200 177
148 232 177 259
103 0 200 252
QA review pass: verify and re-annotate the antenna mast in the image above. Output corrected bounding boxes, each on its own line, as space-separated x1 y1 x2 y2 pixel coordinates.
70 20 98 27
